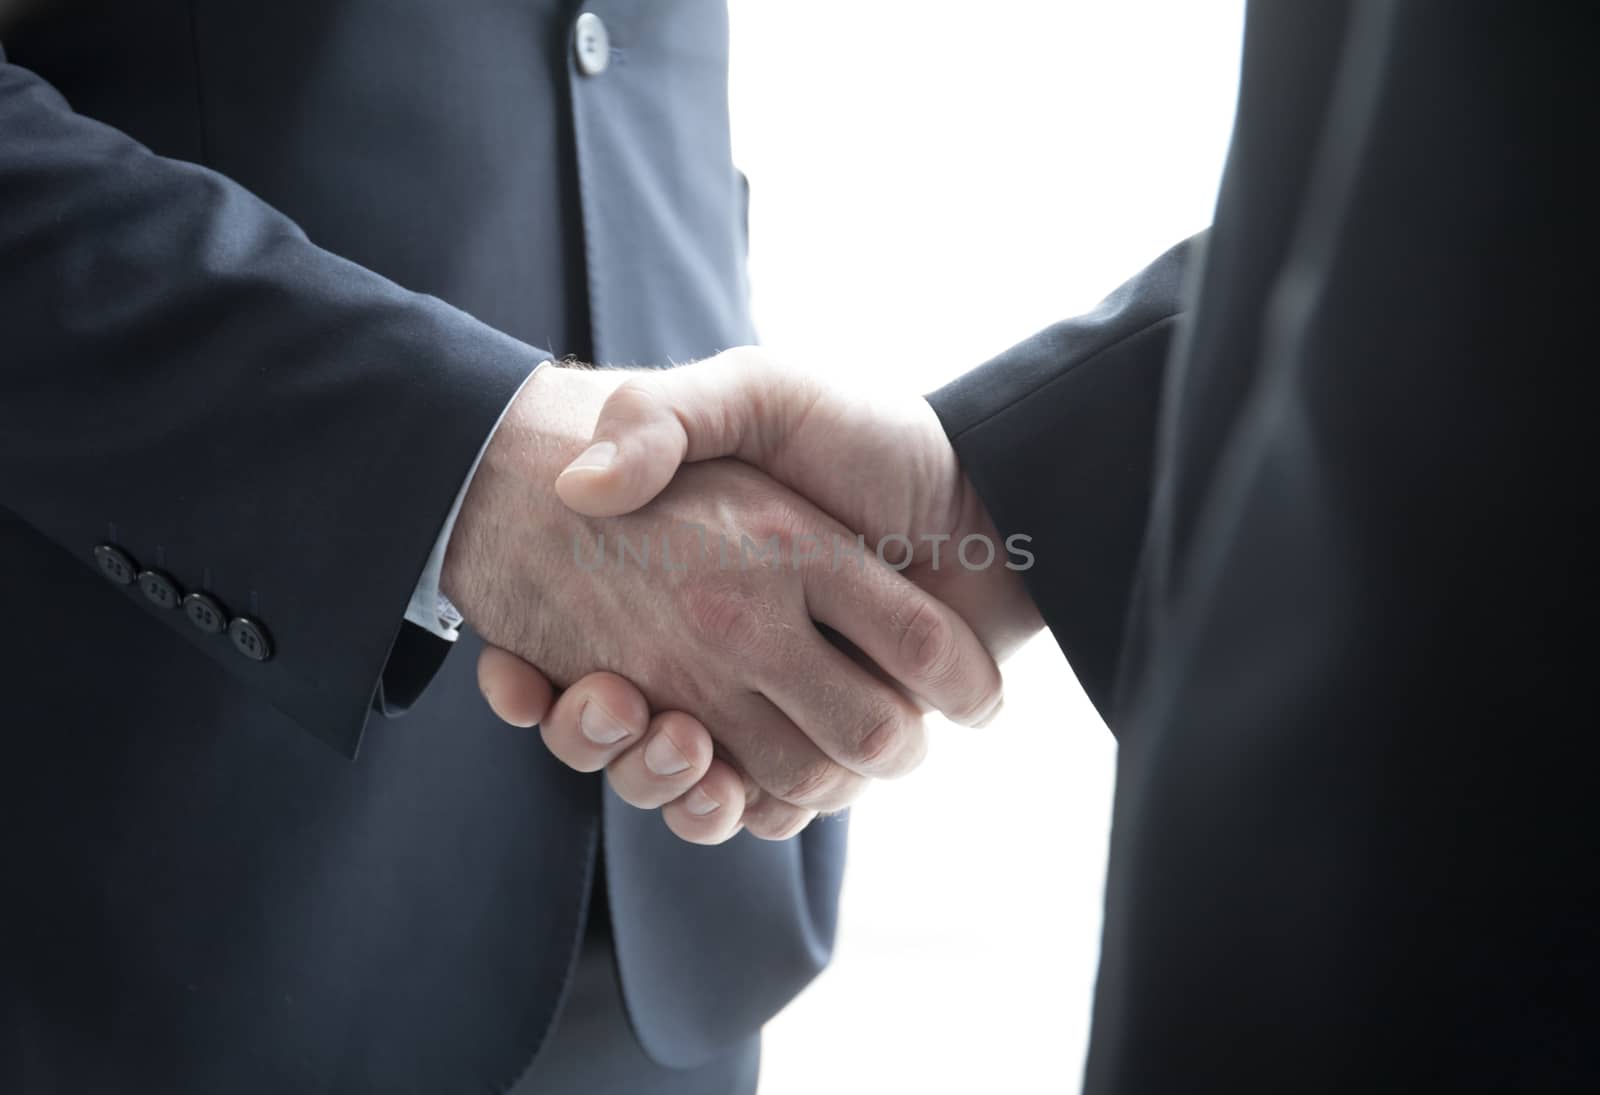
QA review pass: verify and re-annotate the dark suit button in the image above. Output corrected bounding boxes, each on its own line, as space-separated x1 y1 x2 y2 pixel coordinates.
183 592 227 635
93 544 137 585
228 616 273 662
137 569 181 610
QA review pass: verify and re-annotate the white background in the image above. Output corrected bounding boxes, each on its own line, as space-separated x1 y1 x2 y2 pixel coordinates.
725 3 1247 1092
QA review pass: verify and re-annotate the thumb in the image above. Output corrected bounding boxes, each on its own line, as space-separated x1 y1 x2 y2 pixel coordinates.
555 350 776 517
554 374 693 517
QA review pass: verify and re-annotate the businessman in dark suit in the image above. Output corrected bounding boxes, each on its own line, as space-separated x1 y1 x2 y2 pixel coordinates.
500 2 1598 1090
0 2 1008 1092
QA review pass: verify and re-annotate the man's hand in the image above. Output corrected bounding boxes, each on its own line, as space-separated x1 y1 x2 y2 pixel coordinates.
556 347 1043 661
472 657 755 845
444 363 1005 841
476 350 1045 842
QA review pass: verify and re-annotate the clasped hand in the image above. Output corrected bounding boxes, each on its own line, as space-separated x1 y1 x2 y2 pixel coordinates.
442 349 1042 844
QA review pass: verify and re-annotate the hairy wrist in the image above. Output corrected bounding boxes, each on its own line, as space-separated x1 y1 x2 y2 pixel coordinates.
440 362 628 630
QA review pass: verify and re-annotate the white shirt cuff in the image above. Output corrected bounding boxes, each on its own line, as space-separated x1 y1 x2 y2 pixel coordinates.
404 361 547 641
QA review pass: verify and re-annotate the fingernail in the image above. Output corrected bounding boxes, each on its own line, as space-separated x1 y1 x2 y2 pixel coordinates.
684 787 721 816
580 701 631 745
644 732 692 776
564 441 616 474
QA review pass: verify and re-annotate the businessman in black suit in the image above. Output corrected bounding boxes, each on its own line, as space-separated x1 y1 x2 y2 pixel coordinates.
0 2 1006 1092
498 2 1598 1090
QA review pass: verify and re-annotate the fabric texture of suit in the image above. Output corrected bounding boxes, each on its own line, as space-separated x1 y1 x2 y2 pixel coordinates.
930 2 1596 1090
0 2 842 1091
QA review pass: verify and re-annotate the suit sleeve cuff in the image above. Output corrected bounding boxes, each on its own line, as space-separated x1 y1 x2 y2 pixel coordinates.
403 361 547 641
925 235 1201 720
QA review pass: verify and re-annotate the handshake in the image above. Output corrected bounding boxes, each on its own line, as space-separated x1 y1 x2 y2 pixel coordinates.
440 348 1044 844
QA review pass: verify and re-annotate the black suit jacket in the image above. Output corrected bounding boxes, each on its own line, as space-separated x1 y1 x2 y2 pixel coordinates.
0 2 844 1090
931 2 1595 1090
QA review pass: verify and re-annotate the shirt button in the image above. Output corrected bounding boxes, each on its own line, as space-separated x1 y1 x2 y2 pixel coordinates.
183 592 228 636
137 569 181 610
574 12 610 76
93 544 138 586
228 616 274 662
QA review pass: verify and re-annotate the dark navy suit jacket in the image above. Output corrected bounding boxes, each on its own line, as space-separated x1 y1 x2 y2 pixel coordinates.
930 3 1595 1091
0 2 843 1090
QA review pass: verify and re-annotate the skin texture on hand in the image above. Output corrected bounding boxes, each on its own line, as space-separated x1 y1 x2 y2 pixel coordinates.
444 363 1004 839
556 347 1044 661
475 350 1045 844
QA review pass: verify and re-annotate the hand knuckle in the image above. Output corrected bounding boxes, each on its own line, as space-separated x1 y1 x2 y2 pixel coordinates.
897 598 957 684
848 705 912 772
607 377 665 421
772 757 845 808
683 582 766 654
741 499 800 557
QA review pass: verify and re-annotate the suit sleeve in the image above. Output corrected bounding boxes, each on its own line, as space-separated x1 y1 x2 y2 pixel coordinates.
0 49 547 756
925 236 1199 722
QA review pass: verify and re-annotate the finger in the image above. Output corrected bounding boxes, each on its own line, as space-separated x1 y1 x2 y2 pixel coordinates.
757 623 931 781
705 692 869 813
730 760 820 841
605 711 715 810
556 349 812 518
802 543 1004 728
662 758 748 845
537 671 651 773
477 644 557 728
740 786 818 842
